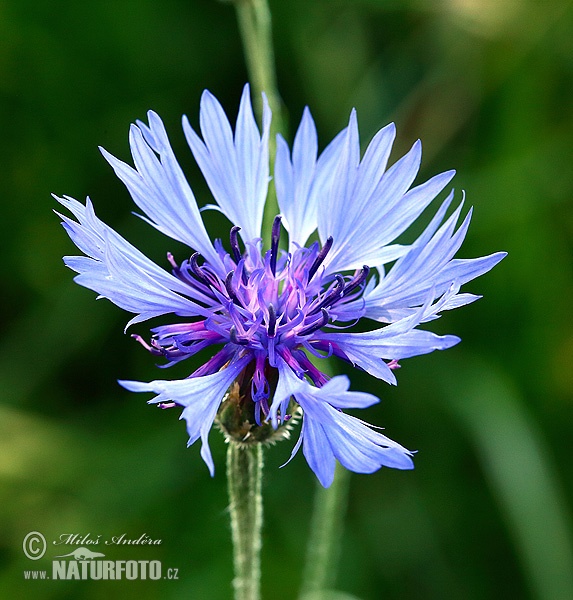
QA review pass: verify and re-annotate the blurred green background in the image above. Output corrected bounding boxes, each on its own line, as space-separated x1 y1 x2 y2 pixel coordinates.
1 0 572 598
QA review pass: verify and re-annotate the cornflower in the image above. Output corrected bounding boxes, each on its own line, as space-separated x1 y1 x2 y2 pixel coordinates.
57 86 505 486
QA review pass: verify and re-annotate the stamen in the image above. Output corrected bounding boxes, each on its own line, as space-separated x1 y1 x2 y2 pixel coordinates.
229 326 247 345
299 308 329 337
310 274 345 314
190 252 209 283
342 265 370 297
304 340 334 359
225 271 239 303
308 236 333 282
158 402 177 409
270 215 282 276
293 349 330 386
143 222 370 382
229 226 242 263
254 401 262 426
190 347 236 378
267 303 277 337
132 334 162 356
167 252 178 269
237 257 249 285
277 347 306 379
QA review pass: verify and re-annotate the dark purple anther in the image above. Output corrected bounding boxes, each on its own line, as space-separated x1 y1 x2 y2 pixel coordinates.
299 308 329 337
311 274 345 314
229 326 239 344
308 236 333 282
229 326 248 346
190 252 209 283
342 265 370 297
229 226 242 264
270 215 282 276
267 303 277 337
225 271 239 303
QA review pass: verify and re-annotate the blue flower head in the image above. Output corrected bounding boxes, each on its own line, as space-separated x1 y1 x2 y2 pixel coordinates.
56 85 505 487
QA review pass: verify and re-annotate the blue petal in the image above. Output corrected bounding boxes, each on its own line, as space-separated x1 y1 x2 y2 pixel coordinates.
363 194 507 322
317 113 456 273
119 354 251 475
275 108 347 249
319 407 411 473
317 376 380 409
269 356 304 428
275 107 318 248
368 169 456 249
100 113 223 273
300 415 336 487
282 376 414 487
351 122 396 206
183 84 271 243
317 110 360 254
317 297 461 382
270 358 413 486
56 196 213 325
270 360 379 429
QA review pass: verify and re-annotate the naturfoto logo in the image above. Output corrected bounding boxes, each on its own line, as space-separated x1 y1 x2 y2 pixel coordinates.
23 532 178 582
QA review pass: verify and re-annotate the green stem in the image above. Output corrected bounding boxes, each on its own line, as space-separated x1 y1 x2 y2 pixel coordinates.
227 442 264 600
234 0 280 118
234 0 285 231
299 465 351 599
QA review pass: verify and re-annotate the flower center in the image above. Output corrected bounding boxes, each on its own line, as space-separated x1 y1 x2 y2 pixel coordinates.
134 219 370 419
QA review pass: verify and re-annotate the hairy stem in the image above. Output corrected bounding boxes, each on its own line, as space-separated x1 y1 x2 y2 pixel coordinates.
227 442 264 600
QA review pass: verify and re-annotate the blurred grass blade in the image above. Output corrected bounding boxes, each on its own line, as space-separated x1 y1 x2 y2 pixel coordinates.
299 465 351 599
443 356 573 600
300 592 363 600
